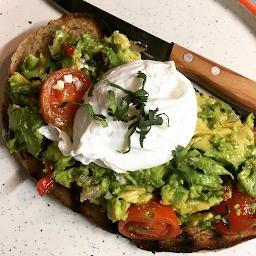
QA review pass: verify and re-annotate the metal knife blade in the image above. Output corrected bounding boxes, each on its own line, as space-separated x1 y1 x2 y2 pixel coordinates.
49 0 256 115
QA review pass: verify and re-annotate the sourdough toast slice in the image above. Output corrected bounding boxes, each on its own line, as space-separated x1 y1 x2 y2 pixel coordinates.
1 13 256 253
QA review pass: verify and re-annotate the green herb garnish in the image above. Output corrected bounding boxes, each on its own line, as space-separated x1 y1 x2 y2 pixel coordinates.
88 83 95 97
59 100 108 128
221 205 232 231
137 226 154 231
101 71 169 153
172 145 185 158
127 226 134 231
44 55 60 72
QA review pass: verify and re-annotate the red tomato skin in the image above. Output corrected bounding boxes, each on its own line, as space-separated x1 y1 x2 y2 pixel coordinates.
37 176 54 197
44 161 54 173
40 68 91 131
118 199 181 240
60 44 68 51
66 47 75 56
212 187 256 235
60 44 75 56
37 161 55 197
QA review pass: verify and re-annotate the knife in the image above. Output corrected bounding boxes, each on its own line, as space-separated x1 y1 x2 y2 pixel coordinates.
49 0 256 115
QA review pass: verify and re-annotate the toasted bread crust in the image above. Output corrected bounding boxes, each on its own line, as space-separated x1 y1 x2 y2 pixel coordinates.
1 13 256 253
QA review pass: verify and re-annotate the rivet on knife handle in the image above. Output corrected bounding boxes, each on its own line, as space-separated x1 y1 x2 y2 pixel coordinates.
169 43 256 115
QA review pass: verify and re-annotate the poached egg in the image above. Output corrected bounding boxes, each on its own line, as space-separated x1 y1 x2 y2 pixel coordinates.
39 60 197 173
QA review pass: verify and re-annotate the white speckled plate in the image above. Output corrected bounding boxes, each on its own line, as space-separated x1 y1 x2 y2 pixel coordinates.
0 0 256 255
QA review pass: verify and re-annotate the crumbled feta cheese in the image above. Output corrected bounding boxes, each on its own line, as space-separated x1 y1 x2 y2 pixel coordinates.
73 77 83 90
79 58 89 69
88 66 96 72
52 80 65 90
80 58 86 63
80 62 89 69
63 74 73 84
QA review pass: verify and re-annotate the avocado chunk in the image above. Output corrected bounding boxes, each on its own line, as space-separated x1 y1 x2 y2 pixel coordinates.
44 142 75 171
21 53 47 79
161 146 233 214
52 164 90 188
193 92 255 169
7 104 45 158
22 54 39 71
106 31 141 64
161 170 189 205
118 185 153 204
179 212 215 227
238 156 256 197
49 26 68 55
8 72 41 109
9 72 30 85
107 198 130 222
124 162 170 188
170 191 223 215
80 176 111 204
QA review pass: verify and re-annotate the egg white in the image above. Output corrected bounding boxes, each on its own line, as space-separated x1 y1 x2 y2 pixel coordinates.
39 60 198 173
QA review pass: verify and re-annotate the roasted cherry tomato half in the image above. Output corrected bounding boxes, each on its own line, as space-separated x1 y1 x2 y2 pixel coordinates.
40 68 91 131
212 187 256 235
118 199 181 240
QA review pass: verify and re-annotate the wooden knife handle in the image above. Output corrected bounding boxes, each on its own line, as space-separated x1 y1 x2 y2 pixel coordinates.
169 43 256 115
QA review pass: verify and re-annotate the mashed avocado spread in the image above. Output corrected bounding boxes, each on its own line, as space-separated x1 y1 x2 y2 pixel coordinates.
5 26 256 226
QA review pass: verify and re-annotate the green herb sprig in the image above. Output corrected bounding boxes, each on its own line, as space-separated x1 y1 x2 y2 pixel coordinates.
221 205 232 231
137 226 154 231
59 100 108 128
101 71 169 153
